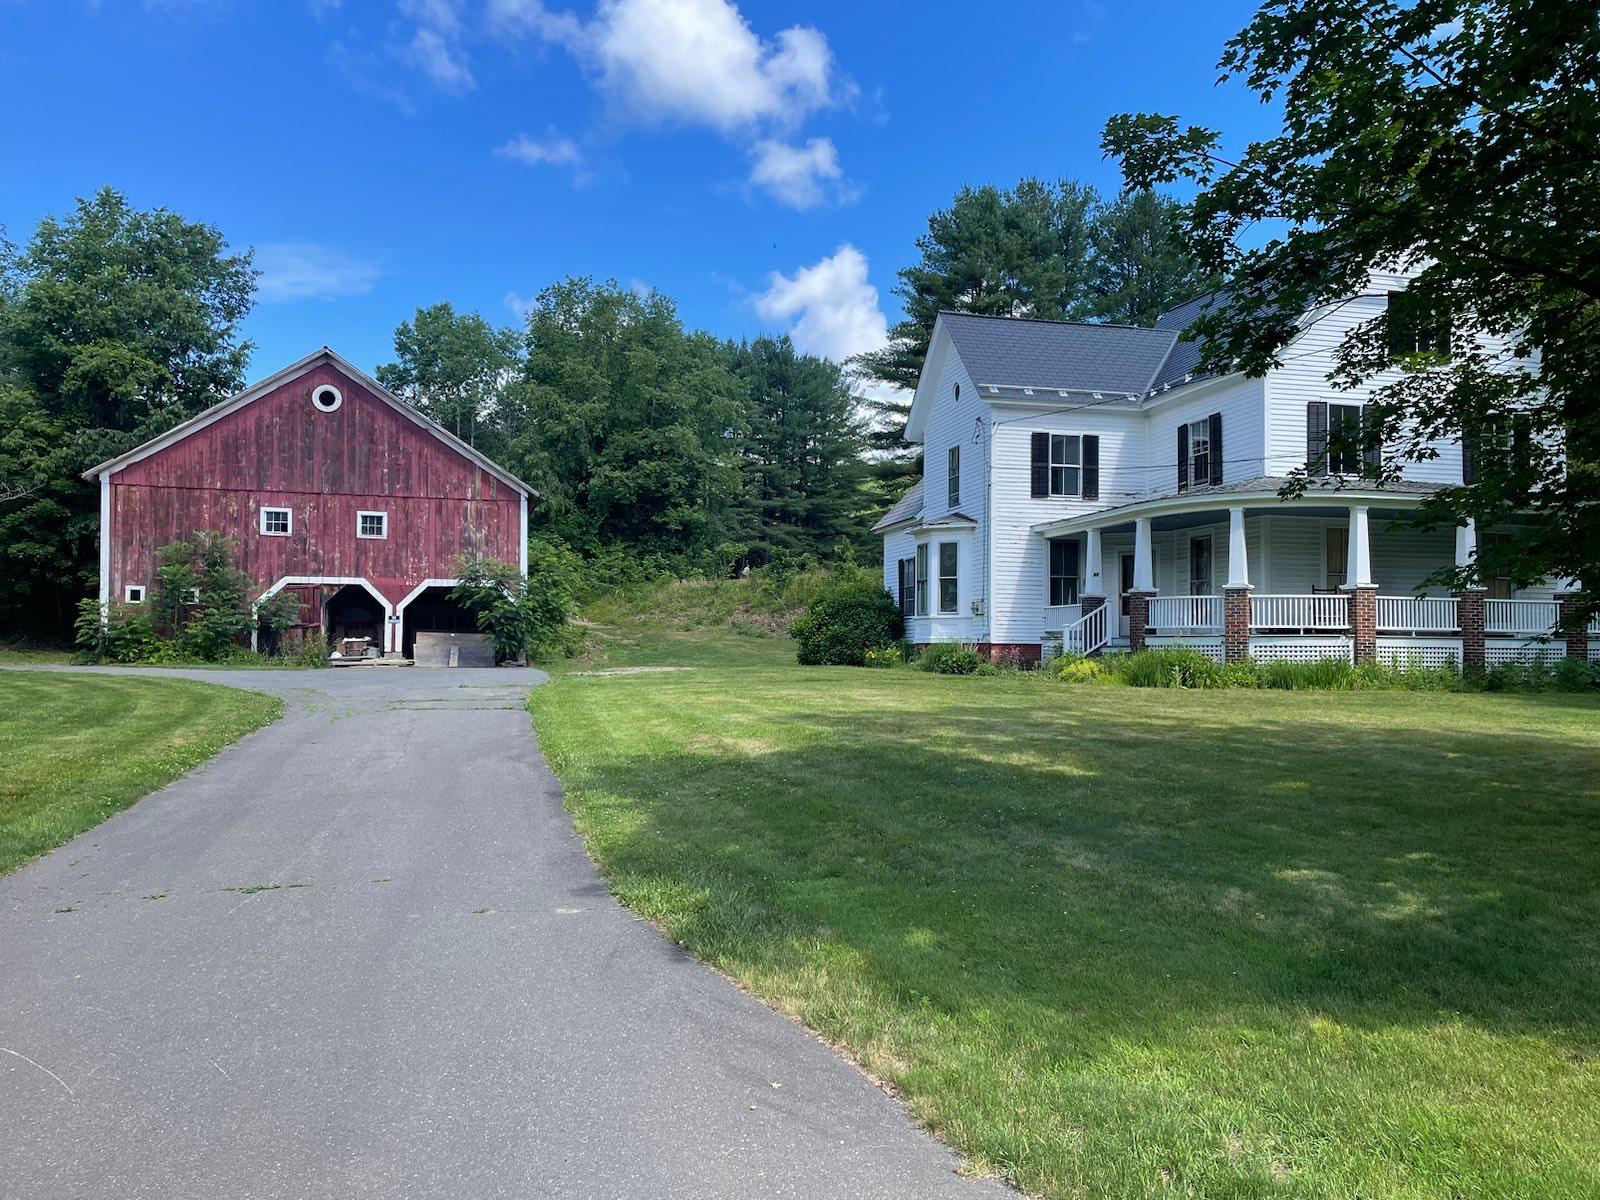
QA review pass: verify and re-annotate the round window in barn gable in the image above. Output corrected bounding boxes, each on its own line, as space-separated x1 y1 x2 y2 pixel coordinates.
311 384 343 412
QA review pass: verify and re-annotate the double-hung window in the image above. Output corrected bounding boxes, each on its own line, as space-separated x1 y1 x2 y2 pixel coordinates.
260 507 291 536
1327 404 1363 475
1049 434 1081 497
896 557 916 618
357 510 389 540
914 545 930 617
1187 419 1211 485
1387 290 1451 359
937 542 958 614
947 446 960 509
1048 539 1080 607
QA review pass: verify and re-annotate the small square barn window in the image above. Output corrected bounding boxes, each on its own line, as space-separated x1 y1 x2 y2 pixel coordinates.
357 511 388 540
260 507 292 536
124 584 146 604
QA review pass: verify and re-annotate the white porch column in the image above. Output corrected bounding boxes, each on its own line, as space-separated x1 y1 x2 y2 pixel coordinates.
1344 505 1374 589
1083 527 1104 596
1132 518 1154 592
1225 506 1251 590
1454 518 1477 572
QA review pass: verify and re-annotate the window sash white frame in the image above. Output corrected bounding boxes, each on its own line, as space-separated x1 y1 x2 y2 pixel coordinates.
947 445 960 508
937 541 959 615
1049 434 1081 497
356 510 389 540
896 556 916 618
914 544 930 617
1048 539 1081 607
260 507 292 536
1187 419 1211 485
1327 403 1363 475
124 584 146 604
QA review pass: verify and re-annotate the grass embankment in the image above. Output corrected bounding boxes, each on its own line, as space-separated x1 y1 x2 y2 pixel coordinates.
561 572 823 671
531 667 1600 1200
0 671 281 875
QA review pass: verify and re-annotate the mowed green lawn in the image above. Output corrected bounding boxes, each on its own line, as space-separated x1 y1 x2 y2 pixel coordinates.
0 671 280 875
531 667 1600 1199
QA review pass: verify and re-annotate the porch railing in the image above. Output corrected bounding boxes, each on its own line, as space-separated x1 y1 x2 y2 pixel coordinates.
1376 596 1459 634
1062 602 1110 656
1251 593 1349 631
1148 595 1223 632
1485 599 1558 635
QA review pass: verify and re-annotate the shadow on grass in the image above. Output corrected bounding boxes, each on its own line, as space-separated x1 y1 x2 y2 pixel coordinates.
553 683 1600 1057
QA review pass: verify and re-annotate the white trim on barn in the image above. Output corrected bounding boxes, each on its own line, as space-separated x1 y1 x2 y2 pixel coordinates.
394 578 463 658
98 473 111 619
355 510 389 540
255 575 395 653
519 493 529 578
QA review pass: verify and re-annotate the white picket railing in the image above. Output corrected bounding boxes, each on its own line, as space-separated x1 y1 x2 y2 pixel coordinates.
1148 595 1223 632
1250 593 1349 630
1062 602 1110 656
1376 596 1459 633
1485 599 1558 635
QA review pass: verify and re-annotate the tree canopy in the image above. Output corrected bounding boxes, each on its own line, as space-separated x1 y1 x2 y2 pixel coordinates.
1103 0 1600 607
0 188 255 635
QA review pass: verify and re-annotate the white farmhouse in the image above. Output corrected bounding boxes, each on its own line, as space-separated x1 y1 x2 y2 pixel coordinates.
875 272 1590 670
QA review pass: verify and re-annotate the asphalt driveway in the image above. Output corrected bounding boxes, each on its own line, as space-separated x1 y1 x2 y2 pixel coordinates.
0 666 1008 1199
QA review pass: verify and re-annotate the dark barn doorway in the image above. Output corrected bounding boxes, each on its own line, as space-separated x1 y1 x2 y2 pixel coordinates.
325 584 385 652
401 586 478 659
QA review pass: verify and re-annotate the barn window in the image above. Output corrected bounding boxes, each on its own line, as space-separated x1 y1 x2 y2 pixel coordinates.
260 507 292 536
311 384 343 412
124 584 146 604
357 510 389 540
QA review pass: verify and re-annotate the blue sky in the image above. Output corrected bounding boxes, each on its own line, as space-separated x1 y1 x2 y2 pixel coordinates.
0 0 1272 385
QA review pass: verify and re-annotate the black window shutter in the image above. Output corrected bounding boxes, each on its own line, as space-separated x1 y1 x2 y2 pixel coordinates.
1081 435 1100 500
1462 429 1478 484
1030 431 1050 497
1177 424 1189 492
1208 412 1223 486
1307 402 1329 478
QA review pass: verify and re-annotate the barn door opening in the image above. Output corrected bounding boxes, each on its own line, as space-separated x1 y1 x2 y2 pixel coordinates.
325 585 385 656
401 585 482 662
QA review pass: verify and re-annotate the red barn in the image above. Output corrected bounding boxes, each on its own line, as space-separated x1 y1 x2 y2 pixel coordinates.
84 347 534 658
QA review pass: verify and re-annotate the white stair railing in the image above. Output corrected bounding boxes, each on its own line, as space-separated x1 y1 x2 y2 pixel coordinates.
1062 603 1109 656
1250 593 1349 630
1376 596 1459 633
1485 599 1558 635
1148 595 1223 632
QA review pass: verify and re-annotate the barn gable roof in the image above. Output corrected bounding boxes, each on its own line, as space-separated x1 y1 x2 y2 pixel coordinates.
82 346 536 496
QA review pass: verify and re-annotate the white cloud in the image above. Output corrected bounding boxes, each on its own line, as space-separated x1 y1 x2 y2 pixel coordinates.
400 0 475 91
254 244 380 303
494 0 843 131
504 291 537 319
747 137 856 210
498 133 583 166
407 26 474 90
754 244 888 364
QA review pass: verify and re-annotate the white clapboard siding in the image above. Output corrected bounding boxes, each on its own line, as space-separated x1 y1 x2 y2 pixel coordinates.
1141 375 1266 493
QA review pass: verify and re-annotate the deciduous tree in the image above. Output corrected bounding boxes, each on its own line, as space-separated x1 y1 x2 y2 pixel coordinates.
1103 0 1600 608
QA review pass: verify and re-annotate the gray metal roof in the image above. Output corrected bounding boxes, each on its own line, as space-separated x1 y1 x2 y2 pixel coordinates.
938 311 1177 397
1149 291 1224 391
871 479 923 532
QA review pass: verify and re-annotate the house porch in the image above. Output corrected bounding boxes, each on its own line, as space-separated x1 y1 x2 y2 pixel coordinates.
1034 490 1590 669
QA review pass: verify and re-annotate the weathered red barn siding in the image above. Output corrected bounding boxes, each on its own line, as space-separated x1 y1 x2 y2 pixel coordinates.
104 360 524 640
